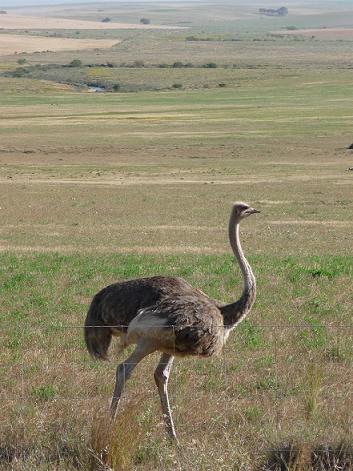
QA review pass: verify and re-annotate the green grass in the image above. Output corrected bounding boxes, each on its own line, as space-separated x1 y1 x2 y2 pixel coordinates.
1 253 352 469
0 69 352 155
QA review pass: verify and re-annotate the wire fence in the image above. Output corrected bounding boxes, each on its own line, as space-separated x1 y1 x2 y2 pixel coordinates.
2 323 352 402
1 322 352 470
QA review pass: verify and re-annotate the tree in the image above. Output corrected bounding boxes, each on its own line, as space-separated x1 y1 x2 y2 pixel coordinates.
102 17 111 23
17 58 27 65
140 18 151 25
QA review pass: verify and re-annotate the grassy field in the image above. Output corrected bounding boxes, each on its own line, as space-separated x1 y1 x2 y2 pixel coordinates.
1 1 353 470
1 253 352 470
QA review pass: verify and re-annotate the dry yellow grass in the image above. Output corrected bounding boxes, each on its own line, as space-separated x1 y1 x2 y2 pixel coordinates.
0 13 183 31
273 27 353 40
0 34 120 56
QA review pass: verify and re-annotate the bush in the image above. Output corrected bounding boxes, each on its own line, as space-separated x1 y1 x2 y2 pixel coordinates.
12 67 29 77
17 58 27 65
112 83 120 92
203 62 217 68
69 59 82 68
140 18 151 25
172 83 183 89
172 61 184 68
132 60 144 68
102 17 111 23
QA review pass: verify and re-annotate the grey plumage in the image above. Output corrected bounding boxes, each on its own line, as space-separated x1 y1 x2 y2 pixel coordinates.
84 202 259 440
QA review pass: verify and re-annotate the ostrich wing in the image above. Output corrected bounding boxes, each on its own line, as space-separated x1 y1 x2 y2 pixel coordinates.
127 295 225 357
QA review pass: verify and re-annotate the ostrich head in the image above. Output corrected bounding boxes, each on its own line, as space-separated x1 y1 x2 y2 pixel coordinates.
232 202 260 221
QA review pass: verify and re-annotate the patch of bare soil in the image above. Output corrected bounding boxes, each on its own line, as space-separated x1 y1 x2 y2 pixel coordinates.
0 34 120 56
0 173 347 186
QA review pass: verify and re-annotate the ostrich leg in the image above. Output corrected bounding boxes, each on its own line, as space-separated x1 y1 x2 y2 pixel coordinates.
154 353 177 440
110 341 154 418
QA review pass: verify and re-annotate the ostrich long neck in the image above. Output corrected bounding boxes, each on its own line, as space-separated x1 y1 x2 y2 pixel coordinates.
221 210 256 329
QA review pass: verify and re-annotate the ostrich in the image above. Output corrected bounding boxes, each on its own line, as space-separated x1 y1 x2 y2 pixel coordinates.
84 202 259 440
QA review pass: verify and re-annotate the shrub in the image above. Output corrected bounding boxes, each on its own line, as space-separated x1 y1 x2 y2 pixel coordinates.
102 17 111 23
172 61 184 68
112 83 120 92
140 18 151 25
172 83 183 89
203 62 217 68
69 59 82 68
12 67 29 77
132 60 144 68
17 58 27 65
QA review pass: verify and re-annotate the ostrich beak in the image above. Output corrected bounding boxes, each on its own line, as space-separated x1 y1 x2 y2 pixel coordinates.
250 208 260 215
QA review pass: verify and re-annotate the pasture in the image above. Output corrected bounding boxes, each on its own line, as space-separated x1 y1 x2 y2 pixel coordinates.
1 1 353 469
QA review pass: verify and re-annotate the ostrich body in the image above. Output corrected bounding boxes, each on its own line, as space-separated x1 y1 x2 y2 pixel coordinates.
84 202 259 440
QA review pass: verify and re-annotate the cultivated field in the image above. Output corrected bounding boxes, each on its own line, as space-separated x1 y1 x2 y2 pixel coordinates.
0 13 182 30
1 1 353 470
0 34 119 56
